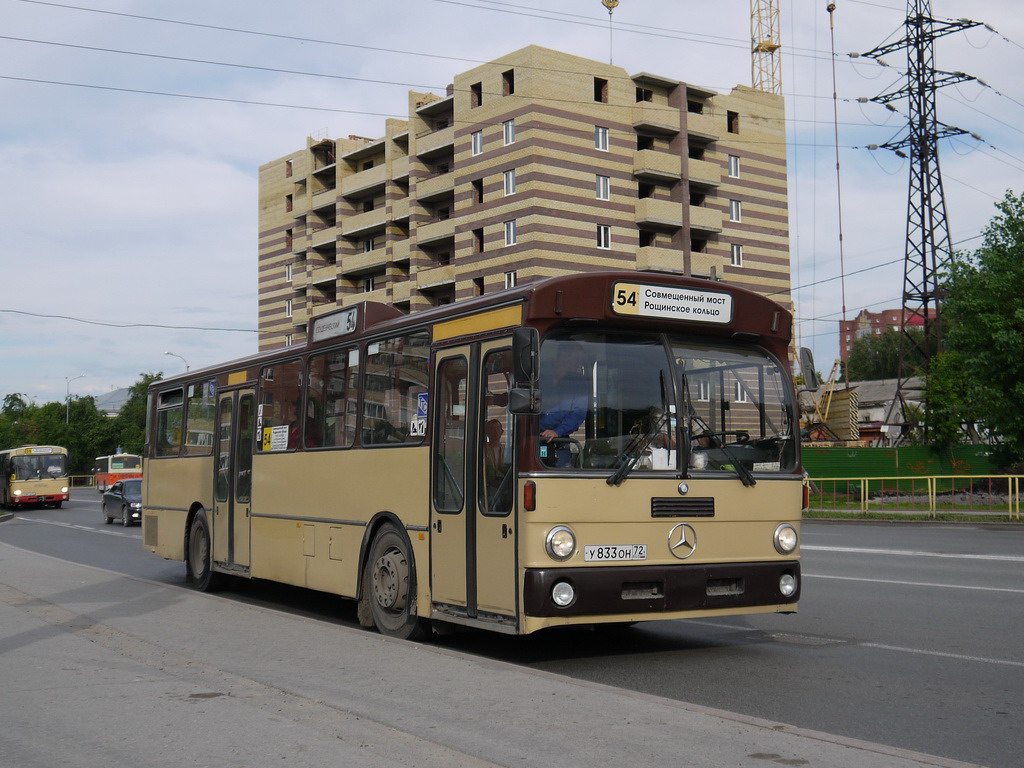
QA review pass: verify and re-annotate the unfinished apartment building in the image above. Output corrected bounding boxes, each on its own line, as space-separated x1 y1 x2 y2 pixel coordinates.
258 45 789 349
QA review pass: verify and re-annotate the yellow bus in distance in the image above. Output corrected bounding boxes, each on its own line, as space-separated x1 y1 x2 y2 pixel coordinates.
143 271 807 638
0 445 70 509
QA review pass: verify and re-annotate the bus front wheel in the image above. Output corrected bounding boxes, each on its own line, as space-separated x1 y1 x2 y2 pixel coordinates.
361 523 426 641
186 509 223 592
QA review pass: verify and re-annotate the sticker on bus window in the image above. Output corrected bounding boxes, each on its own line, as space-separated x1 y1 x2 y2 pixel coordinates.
416 392 428 420
410 419 426 437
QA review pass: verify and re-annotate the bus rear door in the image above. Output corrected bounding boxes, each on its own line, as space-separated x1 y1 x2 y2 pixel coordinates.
213 389 255 569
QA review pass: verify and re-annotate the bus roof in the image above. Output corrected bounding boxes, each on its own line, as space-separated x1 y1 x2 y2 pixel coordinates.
151 271 791 391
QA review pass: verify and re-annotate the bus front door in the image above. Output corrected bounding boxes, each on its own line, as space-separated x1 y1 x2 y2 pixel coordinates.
213 389 255 569
430 342 517 625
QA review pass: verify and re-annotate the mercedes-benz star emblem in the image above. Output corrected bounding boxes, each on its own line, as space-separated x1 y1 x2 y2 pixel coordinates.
668 523 697 560
677 482 689 495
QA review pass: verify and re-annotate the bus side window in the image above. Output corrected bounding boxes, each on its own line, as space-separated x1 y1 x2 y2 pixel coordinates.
259 359 303 451
434 357 468 512
363 331 430 446
307 348 359 448
155 389 184 457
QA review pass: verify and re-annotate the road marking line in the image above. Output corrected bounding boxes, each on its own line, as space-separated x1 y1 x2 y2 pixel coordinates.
861 643 1024 668
805 573 1024 594
803 545 1024 562
12 516 139 538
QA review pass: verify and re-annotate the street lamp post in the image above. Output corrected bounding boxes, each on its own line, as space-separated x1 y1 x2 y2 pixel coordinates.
65 374 86 424
164 351 190 371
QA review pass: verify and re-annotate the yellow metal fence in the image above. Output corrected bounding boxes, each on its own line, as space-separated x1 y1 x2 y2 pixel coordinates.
805 475 1022 520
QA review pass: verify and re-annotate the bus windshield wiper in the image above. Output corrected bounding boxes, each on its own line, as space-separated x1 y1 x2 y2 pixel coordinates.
607 372 669 487
681 374 756 488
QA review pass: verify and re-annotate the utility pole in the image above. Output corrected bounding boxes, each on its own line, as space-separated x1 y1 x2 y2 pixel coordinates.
861 0 979 440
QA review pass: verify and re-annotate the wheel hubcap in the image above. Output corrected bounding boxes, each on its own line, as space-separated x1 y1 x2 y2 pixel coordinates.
372 548 408 611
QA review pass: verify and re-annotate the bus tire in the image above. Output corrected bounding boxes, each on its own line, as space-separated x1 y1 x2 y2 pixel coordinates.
361 523 426 640
186 509 223 592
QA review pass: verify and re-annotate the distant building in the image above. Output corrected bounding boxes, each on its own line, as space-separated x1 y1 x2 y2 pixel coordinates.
94 388 130 418
838 308 936 360
257 45 791 350
848 377 923 445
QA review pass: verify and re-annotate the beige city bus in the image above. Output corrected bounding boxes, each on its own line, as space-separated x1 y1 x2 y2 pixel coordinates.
143 271 806 638
0 445 70 509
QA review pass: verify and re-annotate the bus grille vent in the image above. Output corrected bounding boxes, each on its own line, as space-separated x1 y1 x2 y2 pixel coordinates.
143 515 158 547
650 497 715 517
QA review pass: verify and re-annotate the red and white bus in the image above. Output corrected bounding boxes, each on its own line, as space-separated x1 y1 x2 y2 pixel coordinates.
94 453 143 492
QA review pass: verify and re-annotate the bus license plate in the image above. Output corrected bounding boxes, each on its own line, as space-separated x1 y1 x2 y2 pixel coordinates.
584 544 647 562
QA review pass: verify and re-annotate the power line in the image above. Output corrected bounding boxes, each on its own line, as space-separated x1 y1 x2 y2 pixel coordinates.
0 308 256 333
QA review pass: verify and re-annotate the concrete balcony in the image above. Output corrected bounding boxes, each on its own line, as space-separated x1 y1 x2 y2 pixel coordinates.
689 205 724 233
636 198 683 229
416 264 456 289
310 301 339 320
310 189 337 213
633 150 681 183
685 112 720 141
417 125 455 158
690 251 725 278
415 172 456 202
290 269 309 289
291 306 308 326
392 279 413 304
416 218 455 247
340 249 389 276
391 156 410 183
636 246 684 273
309 264 337 286
341 210 388 239
308 225 338 251
341 163 387 198
633 103 680 135
391 239 411 263
688 158 722 187
390 196 410 222
358 287 389 305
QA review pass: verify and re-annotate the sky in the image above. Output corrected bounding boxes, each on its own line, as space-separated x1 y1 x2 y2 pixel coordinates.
1 0 1021 403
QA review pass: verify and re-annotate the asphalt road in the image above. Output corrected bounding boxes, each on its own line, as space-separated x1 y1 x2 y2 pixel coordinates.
2 488 1021 768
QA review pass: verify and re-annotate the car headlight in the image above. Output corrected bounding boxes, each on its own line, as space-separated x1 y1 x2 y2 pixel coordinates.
545 526 576 561
61 486 69 493
774 523 798 554
13 489 22 496
130 502 142 509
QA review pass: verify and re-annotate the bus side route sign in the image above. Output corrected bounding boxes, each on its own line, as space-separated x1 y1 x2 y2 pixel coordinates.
610 282 733 324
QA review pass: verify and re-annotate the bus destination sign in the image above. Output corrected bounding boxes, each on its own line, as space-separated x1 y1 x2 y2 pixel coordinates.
311 307 359 343
610 282 733 324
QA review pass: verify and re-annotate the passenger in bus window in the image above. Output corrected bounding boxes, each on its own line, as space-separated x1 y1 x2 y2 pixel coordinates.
539 342 588 467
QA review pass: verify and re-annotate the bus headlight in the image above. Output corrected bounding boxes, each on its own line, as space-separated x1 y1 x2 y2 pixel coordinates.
61 486 69 493
779 572 798 597
13 489 22 496
552 581 576 607
774 523 798 554
545 526 576 561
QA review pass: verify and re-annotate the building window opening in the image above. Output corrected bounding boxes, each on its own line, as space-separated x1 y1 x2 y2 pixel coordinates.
502 70 515 96
594 77 609 103
471 82 483 108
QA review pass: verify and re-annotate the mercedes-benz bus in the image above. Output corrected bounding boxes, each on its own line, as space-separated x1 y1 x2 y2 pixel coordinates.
143 271 805 638
0 445 70 509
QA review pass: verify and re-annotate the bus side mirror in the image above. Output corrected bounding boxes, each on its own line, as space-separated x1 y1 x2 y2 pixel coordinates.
799 347 819 392
512 327 539 386
508 388 542 416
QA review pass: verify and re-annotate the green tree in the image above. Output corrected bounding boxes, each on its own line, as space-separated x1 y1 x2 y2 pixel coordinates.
842 327 927 381
934 191 1024 459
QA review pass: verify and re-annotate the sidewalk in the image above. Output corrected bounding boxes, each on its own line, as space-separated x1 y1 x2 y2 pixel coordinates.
0 541 986 768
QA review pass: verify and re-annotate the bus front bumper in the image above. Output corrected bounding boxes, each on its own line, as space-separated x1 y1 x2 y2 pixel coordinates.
523 561 800 617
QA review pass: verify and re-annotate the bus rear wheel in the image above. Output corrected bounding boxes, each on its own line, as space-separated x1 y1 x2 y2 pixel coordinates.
186 509 223 592
361 523 425 640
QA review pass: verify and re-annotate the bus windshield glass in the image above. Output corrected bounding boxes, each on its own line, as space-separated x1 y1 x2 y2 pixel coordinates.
110 456 141 470
11 454 68 480
537 332 796 475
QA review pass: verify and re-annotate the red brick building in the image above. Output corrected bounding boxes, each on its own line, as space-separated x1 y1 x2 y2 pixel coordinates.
838 307 935 360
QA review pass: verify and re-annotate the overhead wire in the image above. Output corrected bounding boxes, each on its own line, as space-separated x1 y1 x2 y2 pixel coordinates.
0 308 257 333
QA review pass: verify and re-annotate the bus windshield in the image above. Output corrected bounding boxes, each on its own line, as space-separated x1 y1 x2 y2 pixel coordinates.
11 454 68 480
110 456 142 470
537 332 797 476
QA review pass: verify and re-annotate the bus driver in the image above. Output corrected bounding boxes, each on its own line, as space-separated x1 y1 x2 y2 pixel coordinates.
539 342 588 468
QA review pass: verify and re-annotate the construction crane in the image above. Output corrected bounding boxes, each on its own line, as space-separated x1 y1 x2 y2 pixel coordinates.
751 0 782 94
